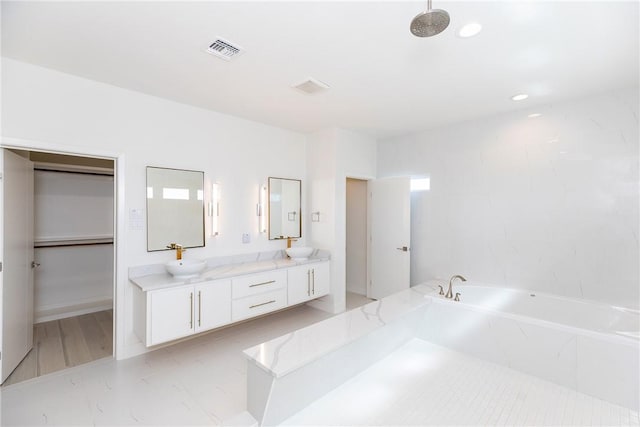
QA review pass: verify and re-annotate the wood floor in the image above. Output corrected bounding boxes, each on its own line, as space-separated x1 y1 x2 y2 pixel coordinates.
3 310 113 386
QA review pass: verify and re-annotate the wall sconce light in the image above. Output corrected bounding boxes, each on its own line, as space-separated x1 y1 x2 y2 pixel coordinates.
257 184 267 233
210 182 220 236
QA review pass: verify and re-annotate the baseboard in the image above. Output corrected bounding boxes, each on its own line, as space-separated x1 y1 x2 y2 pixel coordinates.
35 298 113 323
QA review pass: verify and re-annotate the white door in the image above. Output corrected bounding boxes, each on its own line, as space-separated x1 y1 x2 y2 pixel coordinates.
368 177 411 300
0 149 34 383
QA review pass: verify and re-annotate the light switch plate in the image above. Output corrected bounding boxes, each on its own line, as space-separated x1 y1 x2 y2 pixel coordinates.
242 233 250 243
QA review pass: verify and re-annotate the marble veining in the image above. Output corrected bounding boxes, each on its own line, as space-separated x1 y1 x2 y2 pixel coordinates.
243 285 432 378
129 249 330 292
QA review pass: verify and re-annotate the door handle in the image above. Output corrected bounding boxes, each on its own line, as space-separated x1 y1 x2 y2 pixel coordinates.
396 246 409 252
31 261 41 268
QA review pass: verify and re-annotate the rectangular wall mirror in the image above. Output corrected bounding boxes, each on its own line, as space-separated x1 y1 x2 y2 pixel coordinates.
268 177 301 240
146 166 205 251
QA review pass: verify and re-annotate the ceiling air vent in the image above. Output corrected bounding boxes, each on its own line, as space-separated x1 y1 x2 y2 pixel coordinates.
293 78 330 95
206 38 243 61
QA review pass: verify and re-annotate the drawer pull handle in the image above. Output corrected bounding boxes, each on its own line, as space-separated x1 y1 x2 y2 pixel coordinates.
198 291 202 327
312 268 315 294
307 270 311 296
250 300 276 309
249 280 276 288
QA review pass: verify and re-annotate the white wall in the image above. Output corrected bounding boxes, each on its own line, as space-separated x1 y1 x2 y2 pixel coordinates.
378 89 639 308
307 128 376 312
346 178 367 295
35 170 113 240
34 170 114 320
2 58 308 357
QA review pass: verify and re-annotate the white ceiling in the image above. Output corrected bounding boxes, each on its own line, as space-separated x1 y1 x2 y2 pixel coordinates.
2 1 638 139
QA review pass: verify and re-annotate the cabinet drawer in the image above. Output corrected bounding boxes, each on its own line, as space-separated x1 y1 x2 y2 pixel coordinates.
232 270 287 299
232 288 287 322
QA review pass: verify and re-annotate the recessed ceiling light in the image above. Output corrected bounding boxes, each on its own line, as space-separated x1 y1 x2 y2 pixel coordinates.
292 77 330 95
528 113 542 118
511 93 529 101
458 22 482 38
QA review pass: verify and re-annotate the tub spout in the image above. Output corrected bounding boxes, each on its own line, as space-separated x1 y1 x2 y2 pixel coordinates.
446 275 466 298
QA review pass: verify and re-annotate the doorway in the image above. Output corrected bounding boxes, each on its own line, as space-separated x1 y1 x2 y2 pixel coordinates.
345 178 373 309
1 149 116 386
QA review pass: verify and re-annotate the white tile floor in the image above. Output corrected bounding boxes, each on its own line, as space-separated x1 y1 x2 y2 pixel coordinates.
0 305 333 426
2 304 638 426
282 338 640 426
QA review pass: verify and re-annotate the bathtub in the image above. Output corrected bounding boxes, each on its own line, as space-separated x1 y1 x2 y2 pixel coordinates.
437 284 639 340
418 283 640 411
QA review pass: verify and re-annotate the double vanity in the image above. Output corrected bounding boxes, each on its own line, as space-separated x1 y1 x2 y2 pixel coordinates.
136 168 320 347
130 250 330 347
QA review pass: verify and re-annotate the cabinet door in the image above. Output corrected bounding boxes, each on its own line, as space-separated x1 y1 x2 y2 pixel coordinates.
149 285 194 345
310 262 330 297
287 265 313 306
195 279 231 333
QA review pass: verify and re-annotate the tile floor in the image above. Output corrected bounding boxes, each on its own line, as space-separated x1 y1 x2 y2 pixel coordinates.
282 338 640 426
2 301 637 426
0 305 333 426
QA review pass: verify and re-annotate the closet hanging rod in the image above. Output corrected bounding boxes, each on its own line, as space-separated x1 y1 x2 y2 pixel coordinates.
34 237 114 248
34 163 114 176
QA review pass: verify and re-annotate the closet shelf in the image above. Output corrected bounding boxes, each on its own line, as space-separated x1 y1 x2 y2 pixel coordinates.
34 236 114 248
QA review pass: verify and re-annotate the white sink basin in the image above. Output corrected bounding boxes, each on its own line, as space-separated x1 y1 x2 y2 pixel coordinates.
165 259 206 279
286 247 314 261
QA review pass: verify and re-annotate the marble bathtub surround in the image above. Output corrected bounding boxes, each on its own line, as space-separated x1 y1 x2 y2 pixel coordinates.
245 286 432 425
244 285 431 378
245 282 639 425
419 288 640 411
129 249 330 292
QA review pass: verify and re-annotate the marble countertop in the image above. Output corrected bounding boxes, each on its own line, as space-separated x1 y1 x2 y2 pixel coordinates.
242 284 433 378
129 250 330 292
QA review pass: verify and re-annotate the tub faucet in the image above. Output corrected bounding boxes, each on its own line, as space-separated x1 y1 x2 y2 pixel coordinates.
166 243 185 260
445 274 466 299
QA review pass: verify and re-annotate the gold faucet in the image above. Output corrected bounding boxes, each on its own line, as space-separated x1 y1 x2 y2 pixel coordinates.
166 243 185 260
286 237 298 250
445 274 466 299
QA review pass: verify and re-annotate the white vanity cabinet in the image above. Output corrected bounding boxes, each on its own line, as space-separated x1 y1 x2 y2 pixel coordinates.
287 262 330 306
132 259 331 347
231 270 287 321
145 279 231 346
